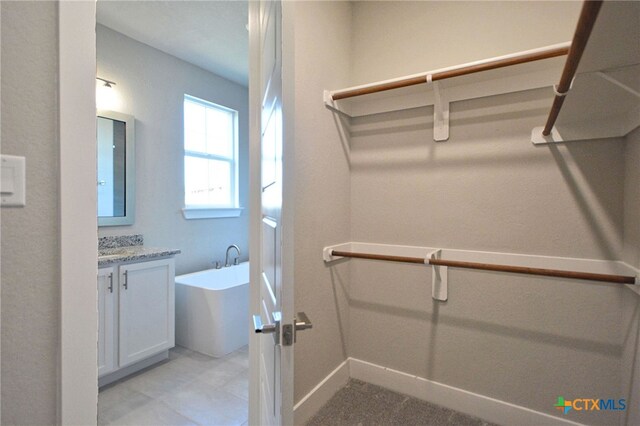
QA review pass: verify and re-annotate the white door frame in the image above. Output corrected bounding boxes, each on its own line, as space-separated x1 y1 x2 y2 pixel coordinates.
247 0 262 423
58 1 98 424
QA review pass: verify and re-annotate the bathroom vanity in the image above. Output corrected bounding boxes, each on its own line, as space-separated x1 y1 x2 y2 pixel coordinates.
97 235 180 386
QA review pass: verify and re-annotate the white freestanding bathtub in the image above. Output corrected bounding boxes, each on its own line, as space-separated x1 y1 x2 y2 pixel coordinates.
175 262 249 357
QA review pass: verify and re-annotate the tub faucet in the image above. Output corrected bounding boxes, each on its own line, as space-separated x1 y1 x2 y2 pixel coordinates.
225 245 241 267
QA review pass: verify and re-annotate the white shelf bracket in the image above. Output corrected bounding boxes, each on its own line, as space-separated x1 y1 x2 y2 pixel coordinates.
323 90 350 117
427 249 448 301
432 81 450 142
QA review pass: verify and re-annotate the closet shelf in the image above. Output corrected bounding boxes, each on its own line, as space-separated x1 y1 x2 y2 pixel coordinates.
532 0 640 144
324 42 570 141
330 249 634 285
323 242 639 301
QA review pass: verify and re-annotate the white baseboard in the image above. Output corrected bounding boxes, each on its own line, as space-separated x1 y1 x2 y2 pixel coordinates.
349 358 584 426
294 357 584 426
293 359 350 425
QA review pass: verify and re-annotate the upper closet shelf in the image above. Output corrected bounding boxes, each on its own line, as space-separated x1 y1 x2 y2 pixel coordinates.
324 42 569 141
532 1 640 144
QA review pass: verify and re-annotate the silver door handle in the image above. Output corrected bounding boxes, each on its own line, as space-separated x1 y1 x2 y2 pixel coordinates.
253 315 277 334
254 312 281 344
295 312 313 331
294 312 312 343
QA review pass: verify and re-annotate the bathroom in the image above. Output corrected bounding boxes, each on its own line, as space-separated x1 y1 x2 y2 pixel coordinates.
94 1 251 424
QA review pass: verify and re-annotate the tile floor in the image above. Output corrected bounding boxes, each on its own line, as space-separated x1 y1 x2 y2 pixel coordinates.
98 345 248 426
306 379 499 426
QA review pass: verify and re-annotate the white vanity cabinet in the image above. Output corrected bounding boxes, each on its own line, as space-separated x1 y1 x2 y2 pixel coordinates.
118 258 175 367
98 257 175 382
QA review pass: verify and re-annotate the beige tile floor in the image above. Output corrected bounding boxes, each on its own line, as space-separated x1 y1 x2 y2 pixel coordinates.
98 345 249 426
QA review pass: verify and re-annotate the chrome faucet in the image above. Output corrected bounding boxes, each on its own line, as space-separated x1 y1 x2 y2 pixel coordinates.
225 245 241 267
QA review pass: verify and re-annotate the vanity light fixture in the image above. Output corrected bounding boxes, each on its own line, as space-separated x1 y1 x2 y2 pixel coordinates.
96 77 116 88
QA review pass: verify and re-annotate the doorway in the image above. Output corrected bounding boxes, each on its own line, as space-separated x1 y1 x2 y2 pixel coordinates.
94 1 251 424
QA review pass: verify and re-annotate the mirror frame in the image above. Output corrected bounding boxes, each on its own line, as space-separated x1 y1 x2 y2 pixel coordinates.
97 109 136 227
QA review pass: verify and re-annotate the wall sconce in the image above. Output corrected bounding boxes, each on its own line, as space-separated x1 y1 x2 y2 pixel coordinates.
96 77 121 111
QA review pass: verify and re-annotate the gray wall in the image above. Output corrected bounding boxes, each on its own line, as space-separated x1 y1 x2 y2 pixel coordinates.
622 127 640 426
350 1 581 86
292 1 352 402
1 1 59 423
348 92 628 425
346 2 633 424
97 25 249 275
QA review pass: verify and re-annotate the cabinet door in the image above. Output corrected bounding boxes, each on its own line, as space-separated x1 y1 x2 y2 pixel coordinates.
98 267 117 377
119 258 175 367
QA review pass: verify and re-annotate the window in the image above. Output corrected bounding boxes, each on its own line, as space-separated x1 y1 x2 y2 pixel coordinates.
183 95 241 219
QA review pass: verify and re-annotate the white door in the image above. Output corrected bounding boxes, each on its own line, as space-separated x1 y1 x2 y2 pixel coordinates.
97 267 116 377
118 258 175 367
249 0 295 424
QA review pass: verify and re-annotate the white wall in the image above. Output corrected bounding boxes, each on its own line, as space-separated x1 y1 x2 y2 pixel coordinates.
291 1 352 403
0 2 59 422
97 25 249 275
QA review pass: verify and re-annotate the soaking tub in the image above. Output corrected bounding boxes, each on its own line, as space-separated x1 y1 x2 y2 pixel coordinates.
175 262 249 357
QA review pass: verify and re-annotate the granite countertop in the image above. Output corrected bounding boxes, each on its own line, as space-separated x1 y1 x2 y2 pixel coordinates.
98 245 181 267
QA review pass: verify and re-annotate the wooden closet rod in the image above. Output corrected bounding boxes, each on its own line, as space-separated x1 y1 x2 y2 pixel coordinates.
331 45 570 101
330 250 636 285
542 0 603 135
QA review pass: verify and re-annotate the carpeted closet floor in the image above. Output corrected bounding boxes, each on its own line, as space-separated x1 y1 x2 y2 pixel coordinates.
306 379 499 426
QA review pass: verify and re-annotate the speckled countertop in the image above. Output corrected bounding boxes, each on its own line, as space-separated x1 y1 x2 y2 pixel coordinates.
98 246 181 267
98 234 180 267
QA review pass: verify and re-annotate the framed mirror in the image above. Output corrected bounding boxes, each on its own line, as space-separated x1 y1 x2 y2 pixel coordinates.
97 110 135 226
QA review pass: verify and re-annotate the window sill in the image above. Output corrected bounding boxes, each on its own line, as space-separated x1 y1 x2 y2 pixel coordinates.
182 207 243 220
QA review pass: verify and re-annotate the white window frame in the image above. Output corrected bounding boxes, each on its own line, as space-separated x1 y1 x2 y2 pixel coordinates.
182 94 242 219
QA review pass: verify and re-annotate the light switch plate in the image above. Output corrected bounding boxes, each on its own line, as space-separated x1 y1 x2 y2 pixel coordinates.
1 155 26 207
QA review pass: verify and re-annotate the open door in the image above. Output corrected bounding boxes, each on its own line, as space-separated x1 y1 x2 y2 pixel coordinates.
248 1 310 425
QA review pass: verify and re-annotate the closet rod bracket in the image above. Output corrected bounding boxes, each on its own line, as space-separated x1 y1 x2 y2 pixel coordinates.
432 82 450 142
428 249 448 301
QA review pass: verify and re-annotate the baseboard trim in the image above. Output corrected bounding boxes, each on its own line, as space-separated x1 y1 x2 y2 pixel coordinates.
293 359 350 425
293 357 585 426
349 358 584 426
